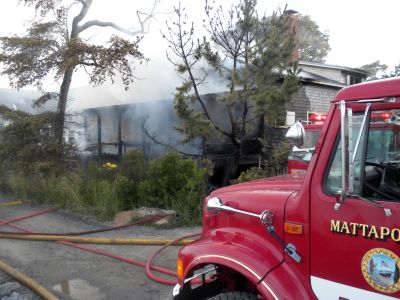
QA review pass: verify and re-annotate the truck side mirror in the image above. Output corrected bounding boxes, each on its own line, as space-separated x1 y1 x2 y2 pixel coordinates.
286 121 306 148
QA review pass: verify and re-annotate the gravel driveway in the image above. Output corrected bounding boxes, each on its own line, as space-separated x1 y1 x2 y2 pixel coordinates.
0 198 200 300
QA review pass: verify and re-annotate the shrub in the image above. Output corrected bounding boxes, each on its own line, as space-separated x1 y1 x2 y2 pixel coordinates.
113 174 139 210
167 188 203 226
138 152 205 206
138 152 206 225
235 143 290 184
119 150 148 181
235 167 267 183
77 174 124 219
0 149 205 225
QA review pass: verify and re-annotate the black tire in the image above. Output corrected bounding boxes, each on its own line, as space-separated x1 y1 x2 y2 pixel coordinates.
207 291 258 300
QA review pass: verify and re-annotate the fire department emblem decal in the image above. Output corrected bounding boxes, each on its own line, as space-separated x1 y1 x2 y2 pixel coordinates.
361 248 400 293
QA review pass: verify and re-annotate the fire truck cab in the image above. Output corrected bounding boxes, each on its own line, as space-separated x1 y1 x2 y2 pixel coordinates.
173 77 400 300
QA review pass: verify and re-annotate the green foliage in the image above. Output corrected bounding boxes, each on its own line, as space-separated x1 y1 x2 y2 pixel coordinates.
119 150 148 181
7 172 123 220
360 60 388 81
234 142 290 183
116 150 149 209
0 23 145 90
0 108 64 175
165 0 299 184
166 188 203 226
235 167 267 183
361 60 400 81
298 15 331 63
138 152 206 206
78 175 124 219
168 0 300 135
1 150 204 225
383 63 400 78
1 0 151 147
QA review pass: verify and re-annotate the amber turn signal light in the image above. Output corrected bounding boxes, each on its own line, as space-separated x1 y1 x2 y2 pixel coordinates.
284 222 303 235
177 257 184 281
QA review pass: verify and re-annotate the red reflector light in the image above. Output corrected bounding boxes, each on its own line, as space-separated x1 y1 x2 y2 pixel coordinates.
371 112 391 122
308 114 327 123
383 112 391 119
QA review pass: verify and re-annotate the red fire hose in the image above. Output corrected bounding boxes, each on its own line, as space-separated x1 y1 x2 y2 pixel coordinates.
0 208 200 284
0 213 169 236
0 208 56 227
145 233 201 285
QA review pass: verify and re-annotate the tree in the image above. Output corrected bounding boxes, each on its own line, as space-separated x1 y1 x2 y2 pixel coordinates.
0 106 61 174
298 15 331 63
384 63 400 78
360 60 400 80
360 60 388 80
0 0 158 149
164 0 298 185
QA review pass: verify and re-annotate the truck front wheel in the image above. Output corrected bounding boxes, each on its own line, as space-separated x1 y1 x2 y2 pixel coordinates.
208 291 258 300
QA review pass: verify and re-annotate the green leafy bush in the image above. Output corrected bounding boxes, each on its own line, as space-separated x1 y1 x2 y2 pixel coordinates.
234 167 267 183
1 149 205 225
168 188 203 226
119 150 148 181
138 152 205 205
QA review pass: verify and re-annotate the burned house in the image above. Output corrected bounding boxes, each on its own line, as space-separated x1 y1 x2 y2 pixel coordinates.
76 61 368 185
80 61 368 153
81 99 202 159
79 93 267 185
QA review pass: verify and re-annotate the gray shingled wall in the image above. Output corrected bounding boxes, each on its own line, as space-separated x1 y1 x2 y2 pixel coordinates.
286 84 341 121
304 85 340 113
300 65 346 84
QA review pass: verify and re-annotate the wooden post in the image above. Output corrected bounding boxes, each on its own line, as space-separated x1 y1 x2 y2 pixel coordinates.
117 108 122 157
97 111 102 156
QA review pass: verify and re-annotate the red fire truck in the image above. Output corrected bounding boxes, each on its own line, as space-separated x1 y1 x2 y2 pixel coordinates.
287 113 400 174
287 122 323 174
173 77 400 300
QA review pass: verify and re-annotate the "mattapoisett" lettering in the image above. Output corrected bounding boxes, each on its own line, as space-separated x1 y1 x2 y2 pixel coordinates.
330 220 400 242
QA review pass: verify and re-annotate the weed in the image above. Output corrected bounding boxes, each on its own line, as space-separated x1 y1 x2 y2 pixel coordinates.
1 150 206 225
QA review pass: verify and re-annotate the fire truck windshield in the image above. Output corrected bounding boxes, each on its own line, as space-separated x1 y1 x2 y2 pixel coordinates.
326 109 400 201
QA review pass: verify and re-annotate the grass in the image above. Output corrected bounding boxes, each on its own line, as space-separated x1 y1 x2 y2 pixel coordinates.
2 151 207 225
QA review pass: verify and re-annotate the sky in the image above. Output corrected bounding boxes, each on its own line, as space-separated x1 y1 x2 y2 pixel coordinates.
0 0 399 108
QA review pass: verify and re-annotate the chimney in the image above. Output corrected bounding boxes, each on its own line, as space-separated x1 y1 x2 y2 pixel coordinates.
286 9 300 62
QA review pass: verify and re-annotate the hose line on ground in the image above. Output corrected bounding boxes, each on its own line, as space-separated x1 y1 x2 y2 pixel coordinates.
3 216 197 280
0 208 56 227
146 233 201 285
0 208 200 287
5 221 179 276
0 233 194 245
0 213 170 236
0 200 23 206
0 259 59 300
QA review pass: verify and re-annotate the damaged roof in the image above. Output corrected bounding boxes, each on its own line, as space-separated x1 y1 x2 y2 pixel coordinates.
298 69 346 88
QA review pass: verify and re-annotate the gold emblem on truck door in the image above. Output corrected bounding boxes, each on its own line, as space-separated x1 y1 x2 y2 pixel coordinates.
361 248 400 293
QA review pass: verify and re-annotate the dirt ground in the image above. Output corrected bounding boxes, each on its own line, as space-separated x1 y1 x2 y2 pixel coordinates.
0 197 200 300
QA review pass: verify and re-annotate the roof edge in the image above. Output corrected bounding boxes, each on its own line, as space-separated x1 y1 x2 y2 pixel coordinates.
299 60 368 75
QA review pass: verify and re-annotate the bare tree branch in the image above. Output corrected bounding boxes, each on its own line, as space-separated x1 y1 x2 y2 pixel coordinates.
78 20 140 35
141 119 199 157
78 0 159 35
74 0 87 7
